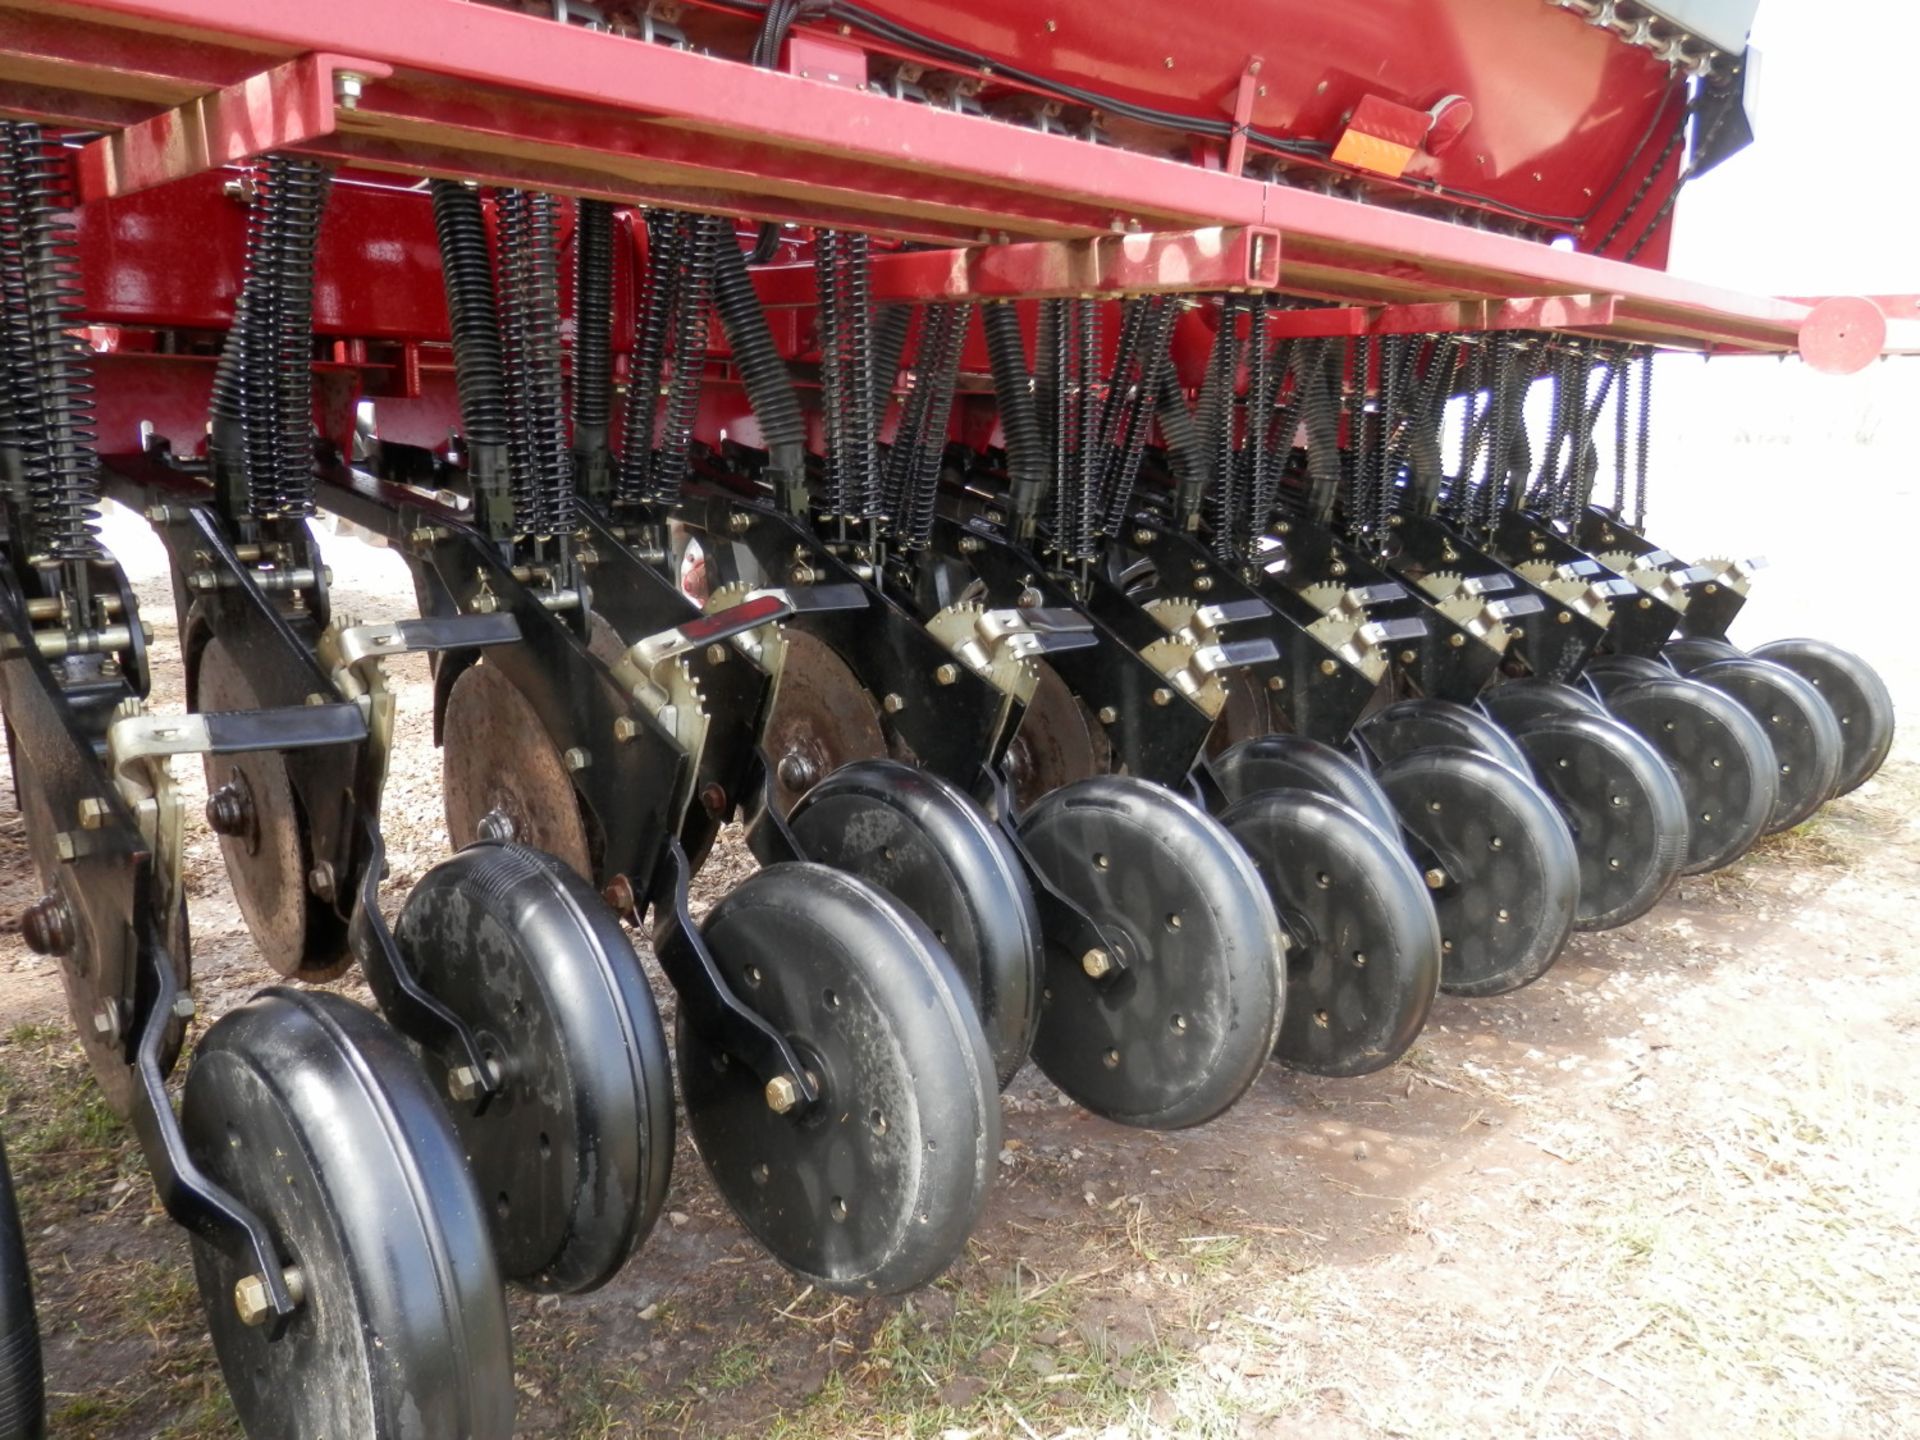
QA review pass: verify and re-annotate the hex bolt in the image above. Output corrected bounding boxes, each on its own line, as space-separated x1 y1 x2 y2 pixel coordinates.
1320 659 1339 675
612 716 639 743
1080 948 1113 980
728 511 754 535
882 693 905 715
1097 706 1118 725
764 1075 800 1114
934 663 960 686
20 893 74 957
447 1061 494 1104
91 999 122 1040
77 797 110 830
1152 688 1174 707
307 862 336 901
564 747 591 772
1133 528 1154 545
234 1265 307 1328
1424 867 1447 890
333 70 366 109
172 993 197 1022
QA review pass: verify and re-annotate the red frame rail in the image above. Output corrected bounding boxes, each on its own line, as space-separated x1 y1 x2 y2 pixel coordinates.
0 0 1908 371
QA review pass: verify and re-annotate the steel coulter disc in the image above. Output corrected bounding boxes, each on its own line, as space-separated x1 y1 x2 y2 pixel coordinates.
1691 657 1843 832
1750 638 1895 796
182 989 514 1440
1661 635 1745 674
788 759 1041 1089
1358 697 1531 778
1605 676 1776 874
1223 789 1440 1077
1208 733 1401 838
0 1131 43 1440
762 628 887 814
1004 659 1110 813
8 739 191 1117
197 635 351 980
442 661 594 877
1506 711 1688 930
1375 747 1579 997
1018 776 1284 1129
678 863 998 1295
397 842 674 1293
1477 677 1608 731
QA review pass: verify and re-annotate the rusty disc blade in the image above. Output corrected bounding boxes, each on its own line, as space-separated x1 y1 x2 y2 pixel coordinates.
197 635 351 981
442 661 594 879
762 628 885 815
1207 669 1285 758
1004 661 1109 813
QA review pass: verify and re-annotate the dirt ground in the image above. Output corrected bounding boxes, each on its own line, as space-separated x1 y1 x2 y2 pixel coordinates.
1 423 1916 1438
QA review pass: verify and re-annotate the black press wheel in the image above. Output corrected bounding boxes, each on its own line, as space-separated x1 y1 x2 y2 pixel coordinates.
1750 638 1895 796
1661 635 1745 674
182 988 515 1440
1477 677 1608 731
1207 733 1401 839
1223 788 1440 1076
679 863 998 1295
1582 653 1678 698
789 759 1041 1089
1691 657 1844 832
1375 747 1580 997
0 1131 42 1440
1358 697 1532 779
1605 676 1776 875
1506 711 1688 930
397 842 674 1293
1018 777 1285 1129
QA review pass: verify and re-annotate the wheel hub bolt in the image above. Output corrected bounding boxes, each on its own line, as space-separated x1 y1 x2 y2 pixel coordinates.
447 1062 494 1104
776 754 817 793
205 782 254 837
764 1074 801 1114
1081 948 1113 980
234 1265 307 1327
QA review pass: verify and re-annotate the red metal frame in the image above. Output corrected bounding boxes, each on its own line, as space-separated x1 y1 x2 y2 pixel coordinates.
0 0 1906 375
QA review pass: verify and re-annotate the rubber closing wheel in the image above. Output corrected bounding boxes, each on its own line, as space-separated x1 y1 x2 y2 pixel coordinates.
1359 698 1531 778
1223 790 1439 1076
1692 657 1843 832
1375 748 1579 996
1018 777 1284 1129
183 989 514 1439
1662 635 1744 674
397 842 674 1293
0 1133 42 1440
789 760 1041 1089
1582 653 1677 699
1478 678 1607 731
1208 734 1401 839
1751 638 1895 796
197 634 352 980
1507 712 1687 930
1606 676 1775 874
679 864 998 1295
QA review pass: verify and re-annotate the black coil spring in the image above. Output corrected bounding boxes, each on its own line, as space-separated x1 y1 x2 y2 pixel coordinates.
572 197 615 456
617 209 682 505
1198 301 1241 555
898 302 973 552
1300 338 1345 525
814 228 878 520
1632 346 1653 527
652 212 721 506
1154 368 1207 516
1099 295 1177 540
497 189 572 538
271 156 328 515
1 123 103 561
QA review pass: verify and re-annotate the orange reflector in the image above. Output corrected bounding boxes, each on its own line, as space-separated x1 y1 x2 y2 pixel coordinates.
1332 94 1431 179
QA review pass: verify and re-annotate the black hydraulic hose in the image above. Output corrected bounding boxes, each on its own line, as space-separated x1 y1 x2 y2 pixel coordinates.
982 301 1046 539
1154 369 1207 532
619 209 683 507
709 225 808 512
430 179 515 540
